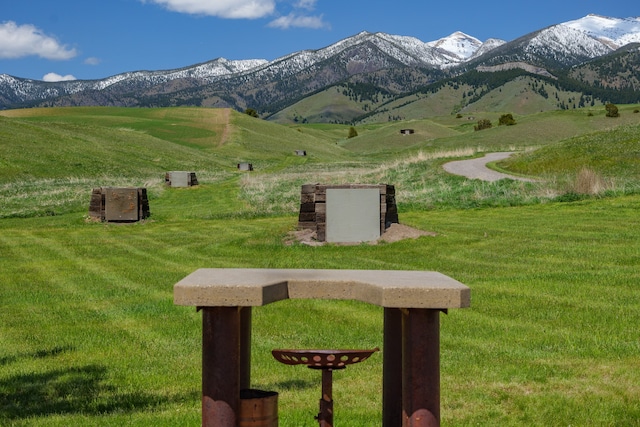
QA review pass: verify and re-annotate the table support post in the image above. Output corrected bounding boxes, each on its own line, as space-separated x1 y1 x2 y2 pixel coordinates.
402 309 440 427
202 307 240 427
383 307 403 427
240 307 252 390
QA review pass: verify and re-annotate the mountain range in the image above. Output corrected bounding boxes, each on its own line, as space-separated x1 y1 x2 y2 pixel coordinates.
1 14 639 123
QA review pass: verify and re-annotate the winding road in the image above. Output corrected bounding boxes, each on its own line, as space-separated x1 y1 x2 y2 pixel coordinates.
443 152 536 182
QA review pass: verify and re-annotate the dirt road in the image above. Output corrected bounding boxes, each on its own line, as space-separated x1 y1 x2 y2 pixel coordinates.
443 152 535 182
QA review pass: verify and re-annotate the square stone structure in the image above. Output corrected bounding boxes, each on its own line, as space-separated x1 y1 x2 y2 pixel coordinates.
165 171 198 187
88 187 150 222
326 188 381 242
298 184 398 242
105 187 138 221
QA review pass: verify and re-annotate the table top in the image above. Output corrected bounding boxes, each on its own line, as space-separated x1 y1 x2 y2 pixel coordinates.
174 268 470 309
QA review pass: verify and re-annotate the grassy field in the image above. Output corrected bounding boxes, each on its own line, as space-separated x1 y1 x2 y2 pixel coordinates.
1 106 639 426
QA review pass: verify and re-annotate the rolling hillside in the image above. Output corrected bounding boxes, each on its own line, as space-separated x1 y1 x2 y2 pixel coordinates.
1 105 639 220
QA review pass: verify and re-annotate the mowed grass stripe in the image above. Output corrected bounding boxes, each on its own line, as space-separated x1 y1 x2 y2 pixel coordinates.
0 228 196 356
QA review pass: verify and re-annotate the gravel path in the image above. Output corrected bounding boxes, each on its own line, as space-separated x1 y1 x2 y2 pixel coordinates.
443 152 535 182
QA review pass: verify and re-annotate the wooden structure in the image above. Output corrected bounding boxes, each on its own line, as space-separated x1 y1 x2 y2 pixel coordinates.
297 184 398 241
174 268 470 427
88 187 150 222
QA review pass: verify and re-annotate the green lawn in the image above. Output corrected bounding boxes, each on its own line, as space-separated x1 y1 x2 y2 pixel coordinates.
2 193 639 426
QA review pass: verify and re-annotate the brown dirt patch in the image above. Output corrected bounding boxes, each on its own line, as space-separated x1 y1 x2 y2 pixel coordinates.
284 223 436 246
218 108 231 146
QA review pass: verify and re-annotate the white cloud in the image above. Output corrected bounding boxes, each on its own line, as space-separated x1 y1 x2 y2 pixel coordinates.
84 57 101 65
42 72 77 82
268 13 329 30
144 0 275 19
295 0 317 10
0 21 77 60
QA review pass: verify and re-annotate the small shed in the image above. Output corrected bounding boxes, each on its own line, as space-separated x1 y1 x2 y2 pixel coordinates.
237 163 253 171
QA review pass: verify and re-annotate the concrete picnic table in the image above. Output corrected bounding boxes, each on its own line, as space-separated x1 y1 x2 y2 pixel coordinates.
174 268 470 427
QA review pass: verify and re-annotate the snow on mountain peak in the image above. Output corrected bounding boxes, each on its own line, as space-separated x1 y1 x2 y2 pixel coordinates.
562 14 640 47
427 31 483 59
528 24 612 60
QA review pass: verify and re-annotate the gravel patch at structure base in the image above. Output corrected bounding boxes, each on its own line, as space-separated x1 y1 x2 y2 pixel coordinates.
284 223 436 246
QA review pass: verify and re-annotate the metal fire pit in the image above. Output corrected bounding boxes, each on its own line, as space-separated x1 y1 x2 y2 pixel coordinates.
272 348 379 427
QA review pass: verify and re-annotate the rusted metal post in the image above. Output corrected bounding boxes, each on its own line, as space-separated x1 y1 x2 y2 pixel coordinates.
402 309 440 427
383 307 403 427
318 369 334 427
202 307 240 427
240 307 252 390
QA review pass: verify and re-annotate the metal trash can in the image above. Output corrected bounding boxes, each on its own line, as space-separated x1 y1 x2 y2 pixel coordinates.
239 389 278 427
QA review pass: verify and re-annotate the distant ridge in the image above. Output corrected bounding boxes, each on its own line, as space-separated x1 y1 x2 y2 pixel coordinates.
1 14 640 121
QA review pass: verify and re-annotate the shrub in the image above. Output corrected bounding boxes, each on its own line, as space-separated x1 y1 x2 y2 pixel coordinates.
498 113 516 126
348 126 358 138
474 119 492 131
605 103 619 118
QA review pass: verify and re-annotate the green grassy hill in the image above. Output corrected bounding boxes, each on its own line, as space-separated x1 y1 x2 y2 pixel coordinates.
268 87 366 124
2 105 639 219
0 107 353 218
501 123 640 179
339 119 460 154
273 74 620 126
0 110 222 182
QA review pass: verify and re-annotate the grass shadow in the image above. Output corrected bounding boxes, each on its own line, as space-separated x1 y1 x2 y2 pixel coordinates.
0 363 191 421
0 345 75 367
270 378 316 391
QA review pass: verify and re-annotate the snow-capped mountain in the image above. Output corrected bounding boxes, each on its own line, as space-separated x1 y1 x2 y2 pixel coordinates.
471 14 640 70
1 14 639 112
427 31 484 61
563 14 640 48
93 58 269 90
0 57 269 105
468 38 508 61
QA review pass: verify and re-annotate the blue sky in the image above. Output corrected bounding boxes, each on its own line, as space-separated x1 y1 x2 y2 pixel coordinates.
1 0 638 81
